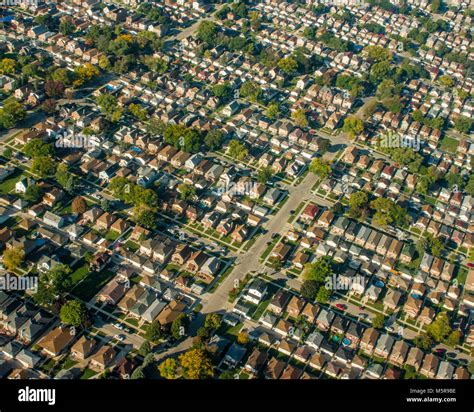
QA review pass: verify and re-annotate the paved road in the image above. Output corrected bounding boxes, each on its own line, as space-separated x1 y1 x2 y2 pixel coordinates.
200 171 321 314
153 171 324 362
0 110 45 146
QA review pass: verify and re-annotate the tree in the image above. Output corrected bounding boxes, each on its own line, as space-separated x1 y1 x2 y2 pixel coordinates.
96 94 123 122
370 61 392 83
44 264 72 295
466 175 474 196
382 97 402 114
278 57 298 75
365 46 392 63
292 109 309 128
163 124 201 153
197 20 218 45
128 103 147 122
178 183 196 201
171 313 189 340
0 99 26 129
2 147 12 159
159 358 178 379
134 207 157 230
60 300 88 327
300 280 319 300
24 139 54 159
33 281 56 307
139 341 152 357
145 320 162 343
430 0 441 12
342 116 364 138
55 164 74 191
204 313 221 331
211 83 232 100
336 74 365 97
239 81 261 102
98 55 110 70
24 184 44 203
414 334 433 351
32 156 57 178
348 191 369 220
444 172 464 190
237 330 249 345
197 326 210 340
265 102 280 119
426 312 452 343
142 56 168 74
2 246 25 271
445 330 461 347
257 167 273 184
51 68 73 86
309 158 331 178
454 115 473 134
44 80 65 98
178 348 214 379
130 366 145 379
468 361 474 375
227 140 248 161
364 100 381 117
315 286 331 304
370 197 409 228
303 256 333 283
59 16 76 35
438 75 454 88
73 63 100 88
372 314 385 329
101 198 110 212
0 58 16 75
317 137 330 155
71 196 87 214
42 99 57 115
204 129 223 150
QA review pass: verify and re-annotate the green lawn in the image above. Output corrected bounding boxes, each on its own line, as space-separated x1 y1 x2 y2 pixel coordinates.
260 236 281 261
124 240 139 252
455 267 468 286
105 230 120 242
80 368 97 380
69 262 90 285
62 357 77 370
288 201 306 224
224 323 243 338
72 269 116 301
439 136 459 153
252 298 271 321
209 264 234 293
0 169 25 194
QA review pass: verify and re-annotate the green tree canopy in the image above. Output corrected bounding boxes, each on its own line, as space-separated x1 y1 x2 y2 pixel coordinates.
60 300 88 327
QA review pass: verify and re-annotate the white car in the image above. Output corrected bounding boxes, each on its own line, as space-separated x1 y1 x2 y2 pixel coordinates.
114 334 125 342
113 323 123 330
